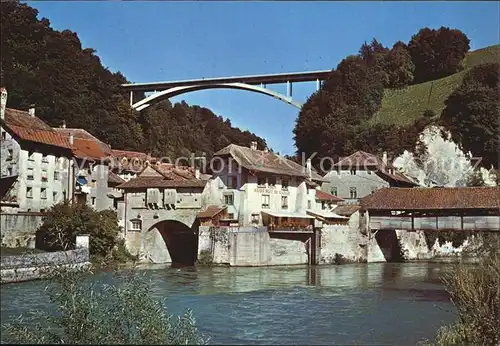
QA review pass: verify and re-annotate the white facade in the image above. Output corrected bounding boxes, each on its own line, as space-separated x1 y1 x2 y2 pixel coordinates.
1 128 73 212
207 159 322 227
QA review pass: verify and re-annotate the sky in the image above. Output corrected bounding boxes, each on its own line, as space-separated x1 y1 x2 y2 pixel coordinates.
29 1 500 155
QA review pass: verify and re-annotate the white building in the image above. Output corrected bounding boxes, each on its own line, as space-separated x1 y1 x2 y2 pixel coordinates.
206 142 347 230
0 88 74 212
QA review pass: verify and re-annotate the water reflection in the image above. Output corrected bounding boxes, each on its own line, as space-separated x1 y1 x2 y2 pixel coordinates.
1 262 456 345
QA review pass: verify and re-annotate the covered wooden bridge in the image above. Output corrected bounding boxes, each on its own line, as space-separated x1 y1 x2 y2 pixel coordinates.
360 187 500 232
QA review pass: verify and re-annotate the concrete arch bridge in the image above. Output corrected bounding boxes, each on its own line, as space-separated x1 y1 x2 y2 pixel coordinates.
121 70 333 111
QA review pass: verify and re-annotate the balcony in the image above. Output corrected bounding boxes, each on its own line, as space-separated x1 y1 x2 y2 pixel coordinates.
262 211 315 233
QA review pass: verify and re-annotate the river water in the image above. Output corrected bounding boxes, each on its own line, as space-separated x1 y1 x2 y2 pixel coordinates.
1 262 456 345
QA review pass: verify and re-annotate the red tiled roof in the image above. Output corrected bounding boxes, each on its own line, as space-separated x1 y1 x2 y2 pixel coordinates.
361 187 500 210
111 149 154 160
333 204 361 216
316 190 344 202
108 171 126 185
214 144 327 182
117 163 206 189
53 128 112 160
198 205 227 218
116 177 207 189
3 108 72 149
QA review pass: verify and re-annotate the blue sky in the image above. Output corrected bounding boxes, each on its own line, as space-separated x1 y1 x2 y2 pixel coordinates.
30 1 499 155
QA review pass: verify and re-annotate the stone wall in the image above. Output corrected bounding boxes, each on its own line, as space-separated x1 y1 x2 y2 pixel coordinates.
0 212 44 248
1 235 90 284
320 225 366 263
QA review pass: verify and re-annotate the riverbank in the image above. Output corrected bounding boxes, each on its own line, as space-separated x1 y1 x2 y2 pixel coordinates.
1 262 456 345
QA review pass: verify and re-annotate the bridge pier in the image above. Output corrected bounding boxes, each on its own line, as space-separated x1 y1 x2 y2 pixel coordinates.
287 81 292 97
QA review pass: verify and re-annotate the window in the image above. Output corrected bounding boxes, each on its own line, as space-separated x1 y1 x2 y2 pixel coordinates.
7 167 12 176
228 213 235 220
257 176 266 187
54 171 60 180
331 187 337 196
281 196 288 210
1 130 6 140
131 219 142 231
27 168 34 180
42 154 48 163
28 151 35 161
281 177 289 189
350 169 356 175
349 187 357 199
7 149 13 160
227 176 237 189
307 200 312 209
91 197 96 205
26 187 33 198
53 191 58 201
41 188 47 199
268 176 276 187
261 194 270 209
41 169 48 182
251 213 259 224
224 193 234 205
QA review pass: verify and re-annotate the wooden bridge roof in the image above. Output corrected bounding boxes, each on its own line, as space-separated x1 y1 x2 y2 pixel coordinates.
361 187 500 211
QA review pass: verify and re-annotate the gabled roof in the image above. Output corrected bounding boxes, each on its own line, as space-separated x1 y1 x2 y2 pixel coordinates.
198 205 227 219
361 187 500 210
332 204 361 216
117 163 206 189
108 171 126 185
53 128 113 160
213 144 327 182
111 149 155 161
330 150 417 186
315 190 344 202
2 108 71 149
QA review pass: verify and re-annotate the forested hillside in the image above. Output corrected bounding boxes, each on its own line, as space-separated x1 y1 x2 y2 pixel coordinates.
294 26 500 169
0 1 267 158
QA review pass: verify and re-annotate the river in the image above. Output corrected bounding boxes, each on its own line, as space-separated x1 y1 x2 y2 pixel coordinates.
1 262 456 345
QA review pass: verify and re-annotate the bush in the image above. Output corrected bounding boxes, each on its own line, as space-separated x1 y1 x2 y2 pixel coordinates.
1 266 209 345
424 235 500 345
36 202 131 265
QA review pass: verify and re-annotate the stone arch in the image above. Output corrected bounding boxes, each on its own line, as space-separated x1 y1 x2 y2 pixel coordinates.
131 83 303 111
145 219 199 266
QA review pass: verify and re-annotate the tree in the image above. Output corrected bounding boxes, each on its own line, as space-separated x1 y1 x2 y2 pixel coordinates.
36 202 122 259
385 41 415 88
440 63 500 169
408 26 470 83
1 0 266 160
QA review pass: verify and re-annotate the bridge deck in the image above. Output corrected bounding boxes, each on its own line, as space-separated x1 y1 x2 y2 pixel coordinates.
121 70 333 92
370 215 500 231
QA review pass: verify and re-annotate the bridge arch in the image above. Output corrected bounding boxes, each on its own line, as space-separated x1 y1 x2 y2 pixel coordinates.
131 83 303 111
144 219 199 266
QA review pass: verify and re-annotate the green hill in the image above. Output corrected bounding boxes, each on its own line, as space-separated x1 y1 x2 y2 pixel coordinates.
370 44 500 126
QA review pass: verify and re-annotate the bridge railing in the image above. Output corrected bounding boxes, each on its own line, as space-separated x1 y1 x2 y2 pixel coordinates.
370 215 500 231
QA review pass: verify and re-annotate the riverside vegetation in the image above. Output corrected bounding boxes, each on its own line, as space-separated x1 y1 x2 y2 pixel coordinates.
423 234 500 345
1 266 209 345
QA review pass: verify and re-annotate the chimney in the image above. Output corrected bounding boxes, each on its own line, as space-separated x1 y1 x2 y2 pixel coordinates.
0 88 7 120
306 158 312 178
195 168 200 179
69 134 74 146
62 120 66 128
250 141 257 150
28 104 35 117
263 147 269 153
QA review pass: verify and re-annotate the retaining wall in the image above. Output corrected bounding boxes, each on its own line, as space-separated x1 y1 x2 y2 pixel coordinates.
0 212 44 248
1 235 91 284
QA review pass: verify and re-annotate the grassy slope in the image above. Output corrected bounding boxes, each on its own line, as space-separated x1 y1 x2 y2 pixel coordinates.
370 44 500 126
